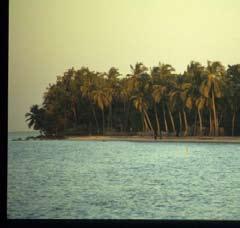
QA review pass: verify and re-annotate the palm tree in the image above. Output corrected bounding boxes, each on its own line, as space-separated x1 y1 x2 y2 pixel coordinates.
226 64 240 136
92 89 110 134
151 62 175 83
194 96 207 136
43 82 71 132
26 61 240 137
25 105 45 134
105 67 120 131
152 85 166 136
200 61 225 136
127 62 148 94
151 63 176 135
169 76 192 136
119 78 132 131
132 93 154 132
69 74 80 126
103 87 113 130
80 70 100 133
184 61 205 136
127 63 154 133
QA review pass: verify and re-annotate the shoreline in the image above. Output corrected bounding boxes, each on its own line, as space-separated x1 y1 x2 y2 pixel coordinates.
11 134 240 143
66 136 240 143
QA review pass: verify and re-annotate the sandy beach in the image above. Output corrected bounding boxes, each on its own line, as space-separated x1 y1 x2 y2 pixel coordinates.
67 135 240 143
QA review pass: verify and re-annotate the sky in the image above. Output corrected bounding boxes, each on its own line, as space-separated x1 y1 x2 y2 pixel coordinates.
9 0 240 132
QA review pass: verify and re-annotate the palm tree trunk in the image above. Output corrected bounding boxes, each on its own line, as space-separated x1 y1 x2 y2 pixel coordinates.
141 112 145 131
144 110 154 132
71 98 78 125
212 90 218 136
107 103 112 131
198 109 203 136
183 110 188 136
124 101 131 131
219 112 223 129
110 103 113 131
63 112 67 130
72 104 78 126
88 111 91 134
154 103 160 136
232 111 236 136
193 112 197 136
179 112 182 135
107 108 110 130
91 104 99 133
163 105 169 133
168 105 176 134
102 109 105 135
143 115 149 132
209 110 213 136
121 101 126 133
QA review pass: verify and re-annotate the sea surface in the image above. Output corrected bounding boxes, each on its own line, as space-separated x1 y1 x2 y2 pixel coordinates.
7 132 240 219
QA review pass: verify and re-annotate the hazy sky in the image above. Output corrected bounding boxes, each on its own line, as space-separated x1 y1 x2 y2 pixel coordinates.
9 0 240 131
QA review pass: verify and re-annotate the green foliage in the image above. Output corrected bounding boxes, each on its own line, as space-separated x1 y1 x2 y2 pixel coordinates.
25 61 240 136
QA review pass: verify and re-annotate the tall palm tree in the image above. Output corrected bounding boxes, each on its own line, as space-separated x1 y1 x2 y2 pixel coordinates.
105 67 120 131
169 76 191 136
127 62 148 94
226 64 240 136
132 93 154 132
151 62 175 135
184 61 205 136
194 96 207 136
118 78 132 131
127 63 154 132
200 61 224 136
104 87 113 130
80 71 100 133
92 89 110 134
151 62 175 82
152 85 166 136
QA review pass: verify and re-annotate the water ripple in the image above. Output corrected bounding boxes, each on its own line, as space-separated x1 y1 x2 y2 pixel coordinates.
7 135 240 219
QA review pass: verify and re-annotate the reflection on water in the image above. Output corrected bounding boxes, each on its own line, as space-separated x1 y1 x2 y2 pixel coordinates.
7 132 240 219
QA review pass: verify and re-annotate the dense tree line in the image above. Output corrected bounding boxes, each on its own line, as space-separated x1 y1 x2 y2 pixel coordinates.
26 61 240 137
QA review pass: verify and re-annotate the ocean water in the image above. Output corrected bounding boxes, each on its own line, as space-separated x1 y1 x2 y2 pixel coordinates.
7 132 240 219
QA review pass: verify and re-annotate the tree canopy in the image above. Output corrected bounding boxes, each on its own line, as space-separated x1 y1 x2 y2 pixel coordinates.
26 61 240 137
